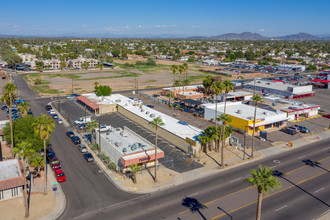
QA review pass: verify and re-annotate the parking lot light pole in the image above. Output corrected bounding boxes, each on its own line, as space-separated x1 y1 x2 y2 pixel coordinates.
58 92 60 113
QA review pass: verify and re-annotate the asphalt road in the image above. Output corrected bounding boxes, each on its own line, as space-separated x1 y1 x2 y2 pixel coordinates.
72 138 330 220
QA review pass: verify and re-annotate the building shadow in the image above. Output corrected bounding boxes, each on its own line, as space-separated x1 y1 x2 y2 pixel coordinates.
182 197 208 220
217 206 233 220
272 170 330 207
205 153 221 166
302 159 330 173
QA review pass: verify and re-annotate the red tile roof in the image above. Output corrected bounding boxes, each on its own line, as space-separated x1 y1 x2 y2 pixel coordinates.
0 160 24 191
77 96 99 110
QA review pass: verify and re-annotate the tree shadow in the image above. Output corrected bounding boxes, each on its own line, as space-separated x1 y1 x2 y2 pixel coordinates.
205 153 221 166
302 159 330 173
217 206 233 220
272 170 330 207
182 197 208 220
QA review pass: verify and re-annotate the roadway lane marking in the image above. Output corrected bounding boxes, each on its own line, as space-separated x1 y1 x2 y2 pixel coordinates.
210 169 330 220
230 178 242 183
187 192 198 197
178 156 330 216
275 205 287 212
314 188 324 193
298 155 306 159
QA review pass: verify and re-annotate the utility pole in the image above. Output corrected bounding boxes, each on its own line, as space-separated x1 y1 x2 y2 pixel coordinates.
136 79 139 94
71 77 73 95
58 92 60 113
84 105 87 127
253 78 256 96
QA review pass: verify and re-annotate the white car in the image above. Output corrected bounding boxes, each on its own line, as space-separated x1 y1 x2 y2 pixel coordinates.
99 125 111 132
77 144 88 153
49 109 56 114
57 119 63 124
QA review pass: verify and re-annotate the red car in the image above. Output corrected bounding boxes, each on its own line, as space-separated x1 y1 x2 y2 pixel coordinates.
323 114 330 118
54 169 66 183
50 157 61 170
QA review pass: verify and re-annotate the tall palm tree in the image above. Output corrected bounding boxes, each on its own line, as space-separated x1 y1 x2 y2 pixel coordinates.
222 80 234 114
244 165 281 220
128 164 142 184
1 82 17 155
98 63 104 85
203 126 216 152
211 81 224 152
86 120 99 145
30 153 44 176
217 114 233 167
170 64 178 105
149 117 165 182
182 62 189 95
14 141 35 218
18 102 31 117
178 65 184 94
251 95 263 158
33 115 55 195
199 135 209 154
202 75 215 96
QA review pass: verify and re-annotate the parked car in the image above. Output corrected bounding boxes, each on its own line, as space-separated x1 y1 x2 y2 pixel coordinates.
293 125 310 133
67 94 80 99
77 144 88 153
14 99 25 104
288 126 299 132
45 105 52 111
49 109 56 115
47 151 56 161
52 114 58 119
66 131 74 138
99 125 111 132
78 123 86 130
1 105 8 110
281 127 297 135
54 169 66 183
146 105 154 108
57 118 63 124
323 114 330 118
27 109 33 115
75 116 91 125
83 152 94 162
71 136 81 144
50 157 61 170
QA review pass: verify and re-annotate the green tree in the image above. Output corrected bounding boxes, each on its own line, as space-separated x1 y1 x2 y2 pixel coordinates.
211 81 224 151
217 114 233 167
18 102 30 117
1 82 17 155
30 153 44 175
128 164 142 184
148 117 165 182
14 141 35 217
4 53 22 68
307 65 317 71
60 61 67 71
33 115 55 195
251 95 263 158
95 85 112 96
244 165 281 220
203 126 217 152
203 75 215 95
86 120 99 145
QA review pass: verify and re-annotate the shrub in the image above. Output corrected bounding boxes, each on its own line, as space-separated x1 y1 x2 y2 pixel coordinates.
103 156 110 164
108 162 116 170
97 151 105 159
34 78 42 85
92 144 100 151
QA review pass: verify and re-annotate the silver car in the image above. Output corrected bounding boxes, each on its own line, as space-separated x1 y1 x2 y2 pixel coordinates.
77 144 88 153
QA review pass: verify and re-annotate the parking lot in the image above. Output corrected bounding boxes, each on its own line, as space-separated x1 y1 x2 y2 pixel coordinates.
56 99 203 173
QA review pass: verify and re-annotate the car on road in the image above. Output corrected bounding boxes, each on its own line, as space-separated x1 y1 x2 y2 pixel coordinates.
52 114 58 119
66 131 74 138
54 169 66 183
288 126 299 132
1 105 8 110
14 99 25 104
28 109 33 115
45 105 52 111
83 152 94 162
99 125 111 132
49 109 56 114
146 105 154 108
50 157 61 170
57 118 63 124
71 136 81 144
77 144 88 153
281 127 297 135
78 123 86 130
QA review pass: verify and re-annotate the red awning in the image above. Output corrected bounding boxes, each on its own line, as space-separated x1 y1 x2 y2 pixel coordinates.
309 79 330 83
77 96 99 110
271 80 284 82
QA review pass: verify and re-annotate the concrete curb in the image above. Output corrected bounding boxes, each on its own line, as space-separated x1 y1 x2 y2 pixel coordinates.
38 165 66 220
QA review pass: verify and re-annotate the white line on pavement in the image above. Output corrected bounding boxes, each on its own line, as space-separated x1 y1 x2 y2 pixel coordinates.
269 166 277 169
187 192 198 197
314 188 324 193
275 205 287 212
298 155 306 159
230 178 242 183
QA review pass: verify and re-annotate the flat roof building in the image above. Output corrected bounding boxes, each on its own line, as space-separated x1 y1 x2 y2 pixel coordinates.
202 101 288 135
95 126 164 172
244 79 315 99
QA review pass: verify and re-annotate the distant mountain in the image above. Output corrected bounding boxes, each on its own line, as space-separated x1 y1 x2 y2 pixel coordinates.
273 32 320 41
211 32 267 40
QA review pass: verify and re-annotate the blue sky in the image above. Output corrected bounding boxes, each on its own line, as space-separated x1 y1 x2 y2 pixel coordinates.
1 0 330 36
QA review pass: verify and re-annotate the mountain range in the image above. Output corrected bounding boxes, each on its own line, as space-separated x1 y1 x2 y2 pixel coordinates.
0 32 329 41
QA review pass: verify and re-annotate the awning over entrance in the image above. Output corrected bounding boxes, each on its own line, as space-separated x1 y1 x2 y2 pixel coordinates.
120 150 165 167
77 96 99 110
248 118 289 128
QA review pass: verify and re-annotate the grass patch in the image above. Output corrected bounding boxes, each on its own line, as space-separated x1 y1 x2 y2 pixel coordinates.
144 86 157 89
76 72 141 81
188 75 207 82
146 80 157 83
23 75 30 82
31 85 64 94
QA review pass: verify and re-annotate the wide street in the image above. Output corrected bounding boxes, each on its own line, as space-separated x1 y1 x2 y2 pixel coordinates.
12 73 330 220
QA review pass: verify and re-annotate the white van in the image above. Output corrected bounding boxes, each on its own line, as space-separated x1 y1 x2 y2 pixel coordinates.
74 116 92 125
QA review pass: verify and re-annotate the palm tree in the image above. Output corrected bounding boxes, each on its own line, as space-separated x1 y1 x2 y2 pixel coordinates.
203 126 216 152
18 102 31 117
244 165 281 220
14 141 35 218
217 114 233 167
1 82 17 155
86 120 99 145
170 64 178 82
149 117 165 182
182 62 189 95
178 65 184 94
199 135 209 154
251 95 263 158
98 63 104 85
30 153 44 176
33 115 55 195
211 81 224 152
202 75 215 95
222 80 234 114
128 164 142 184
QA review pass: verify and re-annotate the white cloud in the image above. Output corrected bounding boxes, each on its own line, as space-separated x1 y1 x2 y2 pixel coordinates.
135 24 177 29
0 22 19 29
192 25 200 28
104 25 131 31
82 24 88 27
258 28 265 32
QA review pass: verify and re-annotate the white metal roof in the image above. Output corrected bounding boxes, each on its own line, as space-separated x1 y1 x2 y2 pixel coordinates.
0 159 22 181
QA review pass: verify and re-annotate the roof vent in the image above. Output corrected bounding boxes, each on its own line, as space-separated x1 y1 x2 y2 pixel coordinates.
263 111 269 115
120 131 128 137
122 148 127 153
237 109 242 114
115 142 122 147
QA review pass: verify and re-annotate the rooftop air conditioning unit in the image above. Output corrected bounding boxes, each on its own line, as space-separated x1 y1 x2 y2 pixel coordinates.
115 142 122 147
146 111 149 115
120 131 128 137
237 109 242 114
263 111 269 115
122 148 127 153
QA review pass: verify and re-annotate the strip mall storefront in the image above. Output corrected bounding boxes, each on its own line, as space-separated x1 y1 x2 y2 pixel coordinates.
120 150 165 172
281 106 320 121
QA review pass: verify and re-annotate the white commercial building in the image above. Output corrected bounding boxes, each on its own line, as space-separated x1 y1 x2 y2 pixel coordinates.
95 126 164 172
